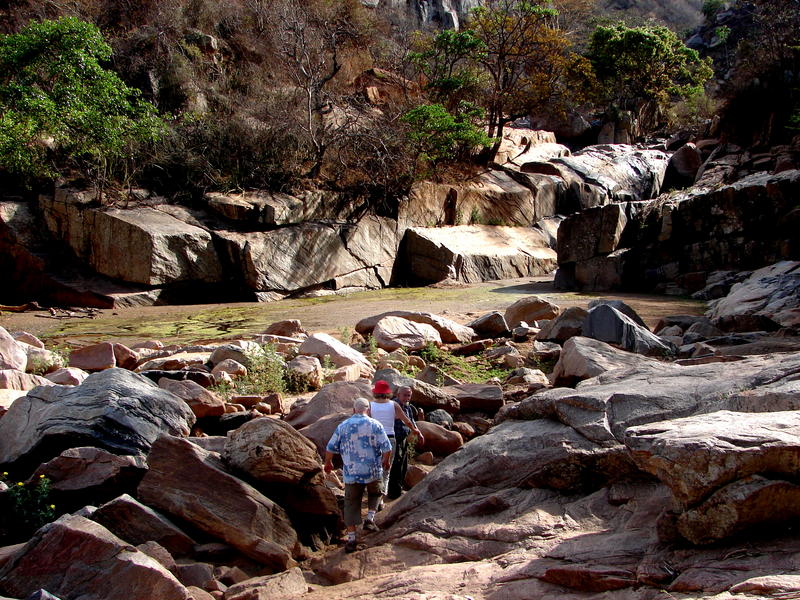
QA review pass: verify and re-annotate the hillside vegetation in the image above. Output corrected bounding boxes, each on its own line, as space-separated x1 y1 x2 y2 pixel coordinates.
0 0 795 207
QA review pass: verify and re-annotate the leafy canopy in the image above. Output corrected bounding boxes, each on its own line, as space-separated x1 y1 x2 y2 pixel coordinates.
402 103 494 167
0 17 164 180
588 23 713 112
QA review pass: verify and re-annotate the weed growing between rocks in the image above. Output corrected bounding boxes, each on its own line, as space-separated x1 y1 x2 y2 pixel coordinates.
0 473 57 544
418 342 511 383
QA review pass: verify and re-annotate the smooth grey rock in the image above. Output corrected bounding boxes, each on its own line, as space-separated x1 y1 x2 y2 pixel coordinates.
0 368 195 474
535 306 587 343
356 311 475 344
583 304 675 357
468 311 509 338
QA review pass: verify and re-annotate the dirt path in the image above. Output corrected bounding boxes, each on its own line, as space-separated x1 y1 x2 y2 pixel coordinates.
0 277 706 347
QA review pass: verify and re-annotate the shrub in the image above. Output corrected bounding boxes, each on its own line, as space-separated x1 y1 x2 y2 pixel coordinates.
0 473 57 544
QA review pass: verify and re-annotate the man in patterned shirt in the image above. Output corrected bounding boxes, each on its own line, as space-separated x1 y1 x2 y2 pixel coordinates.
324 397 392 552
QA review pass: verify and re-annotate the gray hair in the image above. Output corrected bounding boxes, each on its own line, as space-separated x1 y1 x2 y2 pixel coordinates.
353 397 371 412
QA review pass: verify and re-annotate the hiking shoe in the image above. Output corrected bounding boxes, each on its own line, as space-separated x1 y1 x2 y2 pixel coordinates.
363 519 379 532
344 539 358 553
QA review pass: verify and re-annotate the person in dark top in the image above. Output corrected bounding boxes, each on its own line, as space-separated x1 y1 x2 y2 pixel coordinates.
387 385 419 499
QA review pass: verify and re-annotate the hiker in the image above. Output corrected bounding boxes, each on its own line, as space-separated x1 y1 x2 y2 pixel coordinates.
387 385 419 499
324 397 392 553
369 380 424 506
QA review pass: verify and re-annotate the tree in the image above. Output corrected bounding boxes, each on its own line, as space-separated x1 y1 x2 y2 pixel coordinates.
273 0 369 179
402 102 493 170
587 22 713 131
468 0 592 161
0 17 164 183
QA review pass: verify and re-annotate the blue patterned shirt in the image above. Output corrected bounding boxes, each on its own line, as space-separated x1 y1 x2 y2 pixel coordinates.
326 413 392 484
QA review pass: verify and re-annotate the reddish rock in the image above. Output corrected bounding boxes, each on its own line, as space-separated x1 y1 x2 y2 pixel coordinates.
0 514 189 600
285 381 372 430
504 296 560 328
159 378 225 418
222 567 307 600
12 331 44 348
69 342 117 371
0 326 27 371
264 320 307 338
416 422 463 456
113 343 139 370
539 563 635 592
138 435 299 569
44 367 89 386
91 494 196 557
442 384 503 414
0 369 53 391
211 359 247 379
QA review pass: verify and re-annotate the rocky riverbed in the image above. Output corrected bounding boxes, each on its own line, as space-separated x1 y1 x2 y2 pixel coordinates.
0 265 799 600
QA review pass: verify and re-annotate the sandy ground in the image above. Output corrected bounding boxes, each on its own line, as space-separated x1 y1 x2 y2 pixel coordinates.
0 276 707 347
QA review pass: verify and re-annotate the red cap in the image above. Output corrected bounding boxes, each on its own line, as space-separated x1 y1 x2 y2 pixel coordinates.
372 380 392 395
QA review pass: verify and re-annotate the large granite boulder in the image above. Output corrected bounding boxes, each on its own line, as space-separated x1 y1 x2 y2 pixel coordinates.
0 327 27 372
356 311 475 344
401 225 557 285
535 306 587 343
707 261 800 331
504 295 560 328
223 567 307 600
624 410 800 508
91 493 196 557
138 435 298 569
0 368 196 474
373 316 442 352
40 196 223 286
512 351 800 445
222 418 322 485
548 336 659 387
298 334 373 378
372 368 460 414
582 304 675 357
217 216 398 295
0 514 189 600
285 381 373 430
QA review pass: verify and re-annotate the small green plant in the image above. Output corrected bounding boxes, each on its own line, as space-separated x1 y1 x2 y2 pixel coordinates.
417 342 510 383
321 354 335 371
469 207 483 224
365 336 380 364
283 368 312 394
339 326 353 343
236 344 286 395
1 473 57 543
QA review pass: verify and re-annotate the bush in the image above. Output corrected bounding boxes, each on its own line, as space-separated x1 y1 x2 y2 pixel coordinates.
0 473 57 544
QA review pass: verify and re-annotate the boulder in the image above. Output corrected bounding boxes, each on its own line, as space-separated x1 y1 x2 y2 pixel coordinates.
264 320 307 338
222 567 307 600
0 514 189 600
12 332 44 348
40 200 223 286
158 378 226 418
514 351 800 445
298 334 373 378
222 418 322 485
44 367 89 386
416 422 463 457
441 384 504 414
663 143 703 190
707 261 800 331
0 370 53 391
415 365 460 387
69 342 117 371
356 311 475 344
209 342 261 368
401 226 557 285
677 475 800 545
504 296 560 328
20 344 64 374
296 412 349 458
138 351 212 372
0 327 30 372
583 304 675 357
0 368 196 474
91 494 196 557
285 381 373 430
32 446 147 505
285 355 323 390
549 336 660 387
373 316 442 352
138 435 298 569
535 307 587 343
624 410 800 508
211 359 247 379
586 299 648 328
467 312 509 338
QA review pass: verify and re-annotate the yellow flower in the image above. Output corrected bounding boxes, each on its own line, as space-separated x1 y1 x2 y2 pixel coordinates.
50 504 56 509
39 474 45 479
2 471 7 476
16 482 23 486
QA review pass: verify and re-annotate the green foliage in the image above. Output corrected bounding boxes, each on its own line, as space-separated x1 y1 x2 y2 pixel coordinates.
402 102 493 167
417 342 511 383
0 17 165 182
0 473 57 544
588 22 713 127
235 344 286 396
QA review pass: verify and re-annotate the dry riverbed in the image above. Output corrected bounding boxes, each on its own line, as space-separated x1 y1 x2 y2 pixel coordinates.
0 277 706 347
